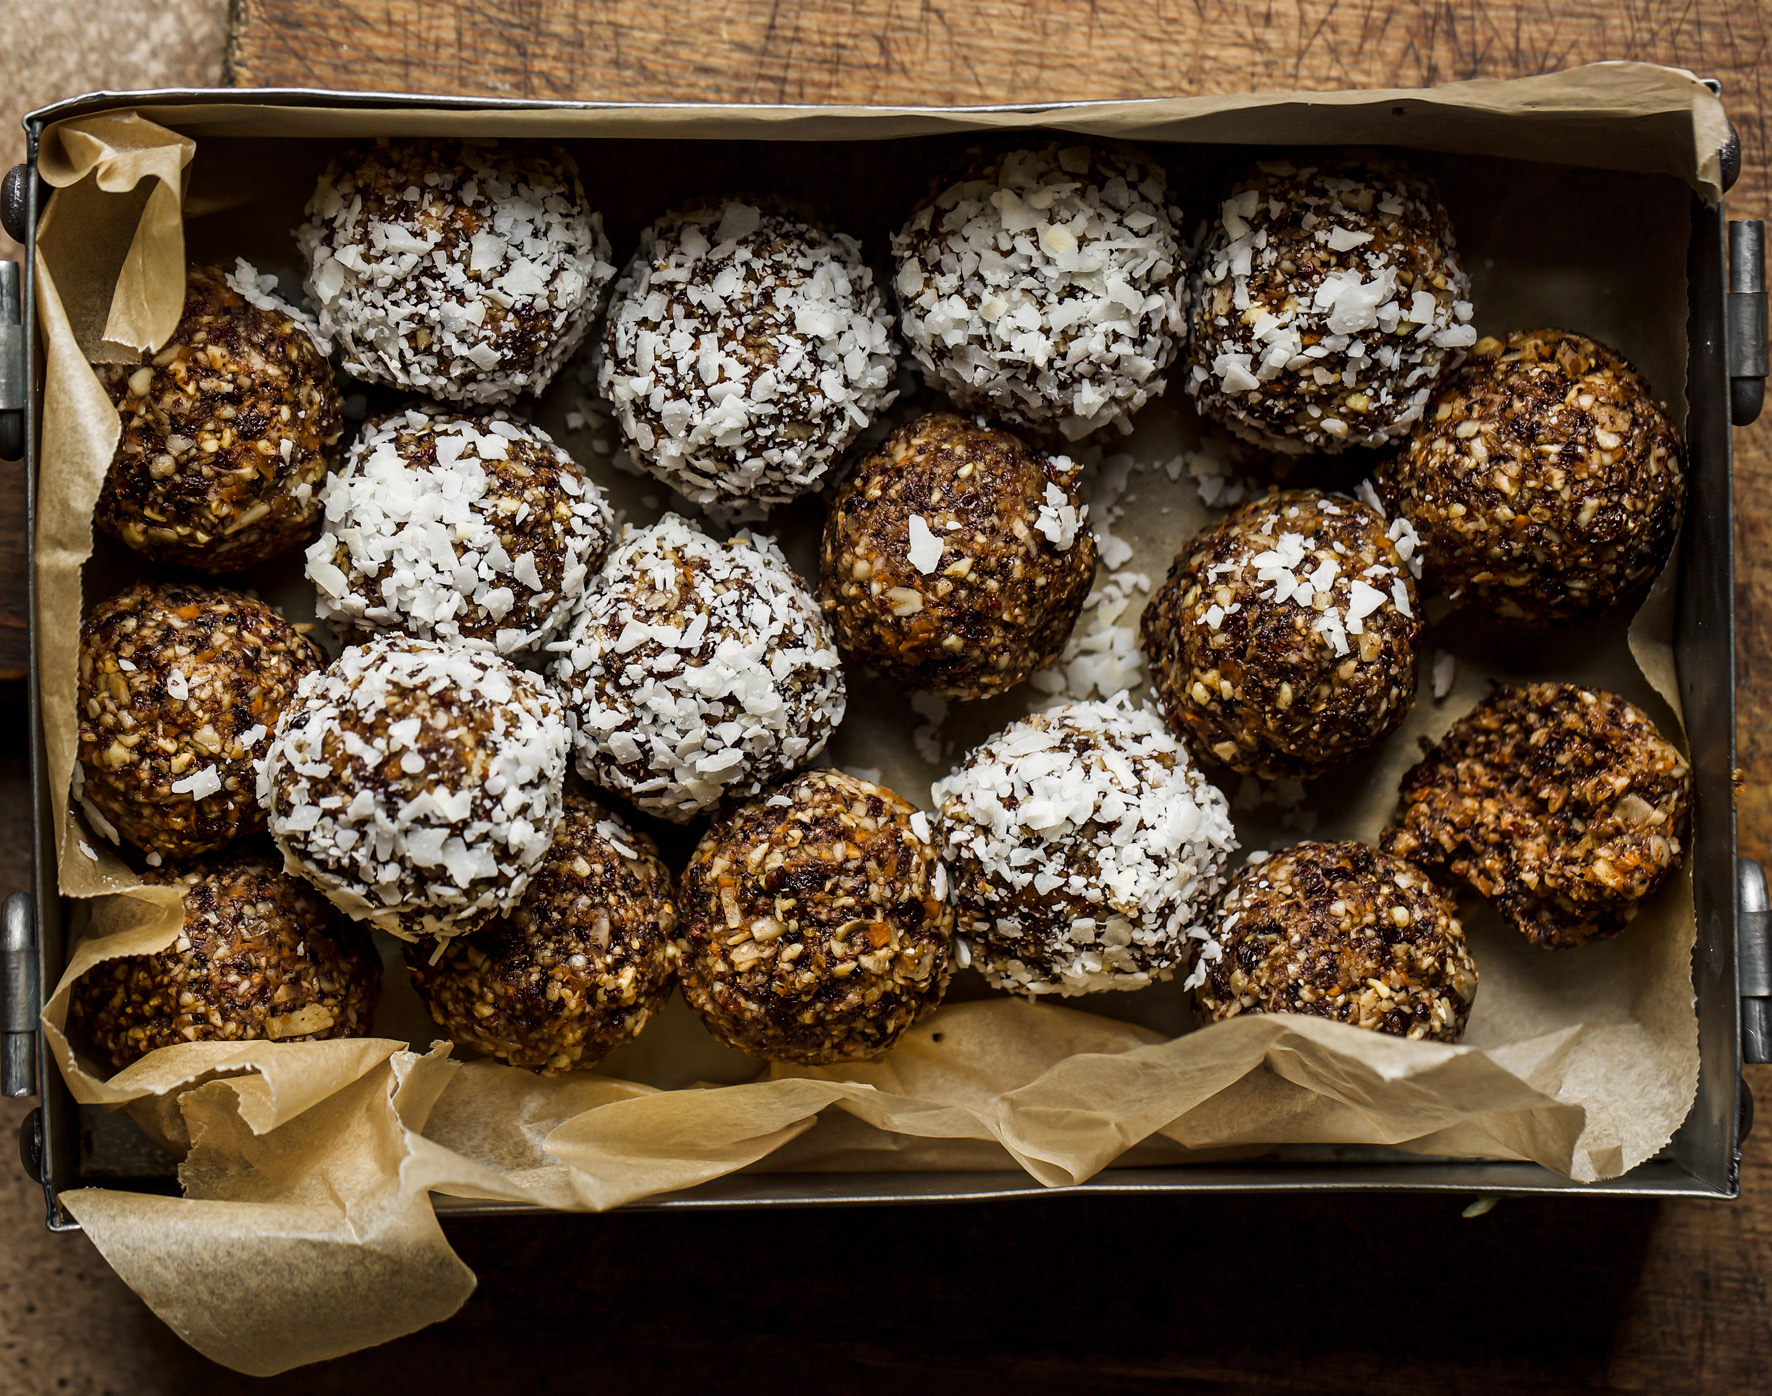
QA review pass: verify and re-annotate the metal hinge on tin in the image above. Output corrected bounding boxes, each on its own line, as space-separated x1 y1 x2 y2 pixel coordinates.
1 891 37 1097
1740 860 1772 1066
1730 221 1768 427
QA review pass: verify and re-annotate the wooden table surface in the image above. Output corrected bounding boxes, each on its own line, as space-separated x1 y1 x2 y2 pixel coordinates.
8 4 1772 1391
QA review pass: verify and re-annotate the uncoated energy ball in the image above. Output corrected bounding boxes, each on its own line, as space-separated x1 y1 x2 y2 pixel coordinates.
405 794 679 1073
69 854 381 1071
893 143 1188 440
677 769 954 1064
76 582 323 860
1141 489 1422 781
263 634 569 941
95 263 343 572
818 412 1097 700
1373 329 1685 625
297 138 615 404
1186 158 1474 453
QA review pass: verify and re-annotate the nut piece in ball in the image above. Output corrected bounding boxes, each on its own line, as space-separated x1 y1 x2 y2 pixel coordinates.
597 199 899 510
1383 683 1691 948
76 582 323 860
263 634 569 941
550 514 846 822
678 769 953 1064
933 696 1237 996
95 263 342 572
1186 159 1474 453
818 412 1097 700
893 143 1187 440
68 854 381 1071
1373 329 1685 625
405 795 679 1073
1141 489 1422 781
297 138 615 404
1193 841 1477 1042
307 406 614 654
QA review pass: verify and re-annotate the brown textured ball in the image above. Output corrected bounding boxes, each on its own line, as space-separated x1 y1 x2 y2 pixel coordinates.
818 412 1097 699
405 795 679 1073
1383 682 1691 948
95 264 343 572
677 769 954 1064
1373 329 1685 625
76 582 324 860
68 854 381 1071
1140 489 1421 781
1193 841 1477 1042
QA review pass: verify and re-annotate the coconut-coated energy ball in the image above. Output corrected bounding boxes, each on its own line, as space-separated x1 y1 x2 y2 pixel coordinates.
1383 683 1691 948
297 138 614 405
597 200 899 510
1372 329 1685 625
933 697 1237 996
1186 158 1474 454
306 406 614 655
68 854 381 1071
677 769 953 1064
76 582 323 861
818 412 1097 700
893 143 1187 440
404 795 679 1073
262 635 569 941
549 514 846 822
1141 489 1421 781
95 262 342 572
1193 841 1477 1042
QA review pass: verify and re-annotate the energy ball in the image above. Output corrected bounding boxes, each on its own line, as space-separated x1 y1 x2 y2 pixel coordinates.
933 697 1237 996
297 138 614 404
95 263 342 572
549 514 846 822
68 854 380 1072
597 199 898 510
306 406 614 655
893 143 1187 440
1141 489 1421 781
1186 158 1474 454
1373 329 1686 625
818 412 1096 700
76 582 323 860
404 795 679 1073
677 769 953 1064
1193 841 1477 1043
1383 683 1691 948
263 634 569 941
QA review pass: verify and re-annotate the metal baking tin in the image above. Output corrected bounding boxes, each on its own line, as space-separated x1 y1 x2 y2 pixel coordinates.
2 84 1767 1231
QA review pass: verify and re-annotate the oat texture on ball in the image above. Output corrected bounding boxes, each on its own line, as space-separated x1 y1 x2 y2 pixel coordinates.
263 634 569 941
818 411 1097 699
1384 683 1692 948
1186 158 1474 453
76 582 323 861
678 769 954 1064
549 514 846 821
933 695 1236 996
1373 329 1685 625
68 854 381 1072
893 142 1187 440
307 406 614 654
297 138 614 404
597 199 899 510
1141 489 1422 781
406 794 679 1073
95 263 342 572
1193 840 1477 1043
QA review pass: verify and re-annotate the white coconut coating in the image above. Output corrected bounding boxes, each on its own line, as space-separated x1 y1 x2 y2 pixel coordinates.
548 514 846 822
892 143 1188 440
596 200 899 510
262 635 569 941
